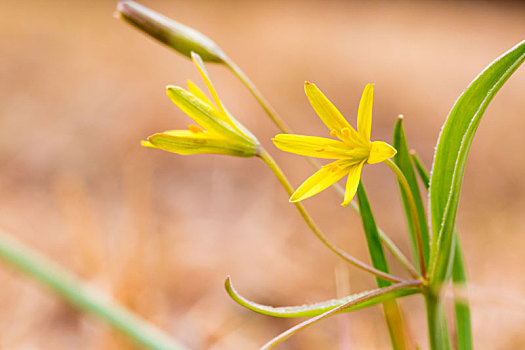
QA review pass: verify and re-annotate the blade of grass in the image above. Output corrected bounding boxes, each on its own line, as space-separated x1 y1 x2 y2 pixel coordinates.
261 280 422 349
0 229 185 350
357 182 409 350
452 234 472 350
393 117 430 272
225 276 421 318
429 40 525 285
412 152 472 350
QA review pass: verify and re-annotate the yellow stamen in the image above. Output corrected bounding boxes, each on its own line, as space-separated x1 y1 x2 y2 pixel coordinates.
341 128 350 138
330 130 337 137
188 125 203 133
316 148 325 152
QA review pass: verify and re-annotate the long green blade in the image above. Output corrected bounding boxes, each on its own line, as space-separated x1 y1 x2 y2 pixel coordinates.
393 118 430 271
452 235 472 350
429 40 525 284
356 182 408 349
412 153 473 350
0 230 184 350
225 276 420 318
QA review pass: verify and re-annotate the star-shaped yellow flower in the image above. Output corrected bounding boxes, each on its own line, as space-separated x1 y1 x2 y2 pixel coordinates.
273 82 396 206
142 52 259 158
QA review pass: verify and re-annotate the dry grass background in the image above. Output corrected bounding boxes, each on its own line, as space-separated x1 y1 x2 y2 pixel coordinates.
0 0 524 349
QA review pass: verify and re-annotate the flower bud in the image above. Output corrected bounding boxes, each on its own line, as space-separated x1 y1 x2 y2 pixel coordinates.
116 1 227 63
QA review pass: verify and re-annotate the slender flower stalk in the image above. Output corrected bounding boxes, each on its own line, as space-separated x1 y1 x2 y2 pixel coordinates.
258 149 404 284
385 159 427 278
115 1 416 278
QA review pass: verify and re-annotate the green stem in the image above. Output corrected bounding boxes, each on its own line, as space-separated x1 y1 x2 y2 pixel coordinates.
385 159 426 278
425 292 452 350
224 58 291 134
0 229 185 350
258 149 404 284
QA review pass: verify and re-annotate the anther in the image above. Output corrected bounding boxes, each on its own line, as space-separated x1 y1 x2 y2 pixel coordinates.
341 128 350 138
330 130 337 137
188 125 203 133
316 148 325 152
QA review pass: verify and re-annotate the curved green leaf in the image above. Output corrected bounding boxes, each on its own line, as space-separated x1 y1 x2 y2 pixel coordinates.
429 40 525 284
225 276 420 318
412 154 473 350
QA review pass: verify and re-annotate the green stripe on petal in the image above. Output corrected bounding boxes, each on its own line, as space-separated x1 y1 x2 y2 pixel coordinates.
273 134 352 159
290 159 354 202
367 141 397 164
166 86 248 143
357 83 374 142
342 160 365 206
304 82 352 133
147 131 257 157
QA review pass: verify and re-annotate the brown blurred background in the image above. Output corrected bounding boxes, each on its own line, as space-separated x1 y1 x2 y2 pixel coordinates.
1 1 524 349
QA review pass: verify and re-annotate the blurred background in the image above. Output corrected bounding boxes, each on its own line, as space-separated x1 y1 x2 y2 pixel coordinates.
1 1 524 349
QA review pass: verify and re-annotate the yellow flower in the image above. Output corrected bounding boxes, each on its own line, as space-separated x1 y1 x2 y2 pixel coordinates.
142 52 259 157
273 82 396 206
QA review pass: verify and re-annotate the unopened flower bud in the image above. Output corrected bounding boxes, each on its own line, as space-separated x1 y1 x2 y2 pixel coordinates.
116 1 227 63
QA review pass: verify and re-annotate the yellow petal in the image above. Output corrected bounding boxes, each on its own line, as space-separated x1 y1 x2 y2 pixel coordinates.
367 141 397 164
190 52 256 141
191 52 227 115
304 82 352 133
342 161 366 206
290 160 354 203
357 83 374 143
141 140 158 149
147 130 257 157
187 80 214 107
273 134 353 159
166 86 248 143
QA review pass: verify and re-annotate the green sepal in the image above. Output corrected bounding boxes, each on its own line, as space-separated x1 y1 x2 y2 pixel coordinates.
146 131 257 157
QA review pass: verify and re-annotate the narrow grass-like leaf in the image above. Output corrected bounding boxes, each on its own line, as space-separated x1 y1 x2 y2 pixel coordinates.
429 40 525 284
0 229 184 350
393 118 430 271
225 276 420 318
261 280 422 350
452 235 472 350
411 152 430 189
357 182 408 349
413 152 473 350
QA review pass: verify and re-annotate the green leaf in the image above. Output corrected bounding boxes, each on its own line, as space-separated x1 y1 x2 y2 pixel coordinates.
411 153 473 350
356 182 408 349
429 40 525 284
411 152 430 190
452 235 473 350
224 276 420 318
393 117 430 271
